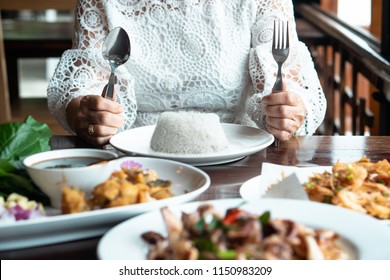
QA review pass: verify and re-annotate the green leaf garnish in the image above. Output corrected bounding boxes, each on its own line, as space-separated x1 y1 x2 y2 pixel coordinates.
0 116 52 205
305 182 316 188
259 210 271 226
0 116 52 169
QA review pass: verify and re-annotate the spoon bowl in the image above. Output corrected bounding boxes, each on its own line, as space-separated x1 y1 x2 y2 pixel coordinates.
102 27 131 100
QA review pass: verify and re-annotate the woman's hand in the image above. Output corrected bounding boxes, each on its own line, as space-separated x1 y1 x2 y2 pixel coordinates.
260 83 306 142
66 93 125 146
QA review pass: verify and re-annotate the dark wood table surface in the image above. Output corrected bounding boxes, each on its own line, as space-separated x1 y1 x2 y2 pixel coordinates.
1 135 390 260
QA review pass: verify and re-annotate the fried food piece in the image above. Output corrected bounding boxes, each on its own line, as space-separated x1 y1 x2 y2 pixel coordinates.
91 178 140 208
61 166 173 214
138 191 155 203
91 178 121 207
62 186 89 214
122 167 159 184
107 181 140 207
151 188 173 200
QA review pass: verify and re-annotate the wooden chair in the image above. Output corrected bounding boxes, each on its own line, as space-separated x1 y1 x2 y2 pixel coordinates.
0 0 77 124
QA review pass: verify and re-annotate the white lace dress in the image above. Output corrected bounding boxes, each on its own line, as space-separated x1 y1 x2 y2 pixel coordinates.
47 0 326 135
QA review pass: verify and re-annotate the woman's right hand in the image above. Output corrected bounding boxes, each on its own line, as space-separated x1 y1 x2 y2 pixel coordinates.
66 94 125 146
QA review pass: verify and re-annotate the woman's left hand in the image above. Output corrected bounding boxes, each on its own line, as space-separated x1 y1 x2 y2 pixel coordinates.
261 85 306 142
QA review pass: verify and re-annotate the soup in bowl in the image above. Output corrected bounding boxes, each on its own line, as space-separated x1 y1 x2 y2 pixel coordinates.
23 148 118 208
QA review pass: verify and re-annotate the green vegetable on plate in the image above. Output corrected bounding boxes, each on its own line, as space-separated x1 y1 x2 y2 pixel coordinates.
0 116 52 206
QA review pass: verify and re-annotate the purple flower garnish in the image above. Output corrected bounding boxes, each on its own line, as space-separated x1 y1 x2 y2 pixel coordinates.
121 160 142 169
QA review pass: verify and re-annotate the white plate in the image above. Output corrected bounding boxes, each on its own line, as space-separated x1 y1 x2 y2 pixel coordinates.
109 124 274 166
239 163 390 225
239 175 265 199
97 198 390 260
0 157 210 251
239 164 334 200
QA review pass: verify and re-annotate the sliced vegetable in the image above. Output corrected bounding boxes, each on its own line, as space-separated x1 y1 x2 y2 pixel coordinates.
0 193 46 222
223 208 247 225
216 249 237 260
194 216 221 234
259 210 271 226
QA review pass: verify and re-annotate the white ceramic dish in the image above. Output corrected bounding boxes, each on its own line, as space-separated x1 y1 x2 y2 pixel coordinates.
97 198 390 260
239 175 266 199
109 124 274 166
0 157 210 251
23 148 118 208
239 164 335 201
239 163 390 225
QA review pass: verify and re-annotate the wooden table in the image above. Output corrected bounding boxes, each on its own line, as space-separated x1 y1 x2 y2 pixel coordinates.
1 135 390 260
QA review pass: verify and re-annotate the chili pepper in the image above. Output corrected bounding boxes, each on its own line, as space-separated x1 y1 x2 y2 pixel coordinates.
223 208 247 225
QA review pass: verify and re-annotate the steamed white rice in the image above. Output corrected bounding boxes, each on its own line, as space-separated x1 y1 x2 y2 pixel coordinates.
150 111 229 154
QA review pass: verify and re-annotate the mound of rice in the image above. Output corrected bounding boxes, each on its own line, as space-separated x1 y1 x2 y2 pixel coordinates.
150 111 229 154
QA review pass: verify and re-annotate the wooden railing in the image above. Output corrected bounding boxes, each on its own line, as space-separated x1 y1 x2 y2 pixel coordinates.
296 4 390 136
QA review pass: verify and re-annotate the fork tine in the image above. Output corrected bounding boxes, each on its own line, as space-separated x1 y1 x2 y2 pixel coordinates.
280 21 285 49
274 20 287 50
274 21 289 50
285 21 289 49
272 20 277 49
281 21 285 49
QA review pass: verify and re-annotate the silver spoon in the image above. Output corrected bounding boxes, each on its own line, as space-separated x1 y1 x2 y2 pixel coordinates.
102 27 131 100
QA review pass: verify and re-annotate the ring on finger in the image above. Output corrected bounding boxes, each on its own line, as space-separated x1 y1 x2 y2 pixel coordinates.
88 124 95 136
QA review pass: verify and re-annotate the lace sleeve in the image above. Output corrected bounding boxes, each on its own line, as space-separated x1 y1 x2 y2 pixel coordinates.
246 0 326 135
47 0 137 133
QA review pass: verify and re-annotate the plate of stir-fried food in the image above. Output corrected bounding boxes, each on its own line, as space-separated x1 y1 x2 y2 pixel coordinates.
97 198 390 260
303 157 390 220
240 157 390 221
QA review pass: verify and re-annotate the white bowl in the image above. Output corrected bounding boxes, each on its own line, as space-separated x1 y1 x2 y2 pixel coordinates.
23 148 118 208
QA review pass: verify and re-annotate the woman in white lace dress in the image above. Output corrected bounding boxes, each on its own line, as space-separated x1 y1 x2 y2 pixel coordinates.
48 0 326 146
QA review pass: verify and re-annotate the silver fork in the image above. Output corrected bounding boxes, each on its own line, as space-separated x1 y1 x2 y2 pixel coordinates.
271 20 290 147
